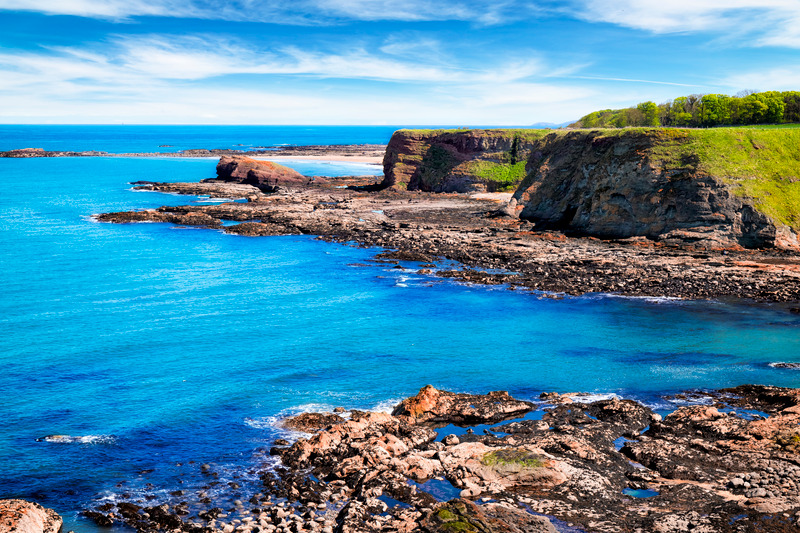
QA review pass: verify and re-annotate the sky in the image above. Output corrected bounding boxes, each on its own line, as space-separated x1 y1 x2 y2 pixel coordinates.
0 1 799 125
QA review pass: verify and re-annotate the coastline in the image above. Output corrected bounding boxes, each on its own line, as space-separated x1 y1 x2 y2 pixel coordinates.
80 384 800 533
98 177 800 304
0 144 386 163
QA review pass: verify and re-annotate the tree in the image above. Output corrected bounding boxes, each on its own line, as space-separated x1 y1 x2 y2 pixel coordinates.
637 101 660 126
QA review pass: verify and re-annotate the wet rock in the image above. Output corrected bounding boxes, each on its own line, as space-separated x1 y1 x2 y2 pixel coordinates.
282 412 344 433
0 500 62 533
419 499 557 533
392 385 533 425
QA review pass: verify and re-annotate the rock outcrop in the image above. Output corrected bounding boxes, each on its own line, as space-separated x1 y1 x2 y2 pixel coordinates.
214 156 327 192
512 129 800 249
83 385 800 533
381 129 546 192
0 500 62 533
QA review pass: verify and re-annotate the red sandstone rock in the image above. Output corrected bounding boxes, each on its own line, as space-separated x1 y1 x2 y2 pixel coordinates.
392 385 533 425
215 156 326 192
0 500 62 533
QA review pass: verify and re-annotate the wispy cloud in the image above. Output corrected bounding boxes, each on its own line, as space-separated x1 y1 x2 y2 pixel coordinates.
0 34 593 124
572 0 800 48
0 0 537 25
566 76 705 88
722 66 800 92
26 35 554 84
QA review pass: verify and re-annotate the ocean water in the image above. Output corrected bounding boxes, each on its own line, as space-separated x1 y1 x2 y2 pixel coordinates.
1 127 800 531
0 125 408 154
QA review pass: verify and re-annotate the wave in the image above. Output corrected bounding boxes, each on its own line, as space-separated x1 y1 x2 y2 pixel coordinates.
36 434 115 444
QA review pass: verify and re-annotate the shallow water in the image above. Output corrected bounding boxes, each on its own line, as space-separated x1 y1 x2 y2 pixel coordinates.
1 153 799 531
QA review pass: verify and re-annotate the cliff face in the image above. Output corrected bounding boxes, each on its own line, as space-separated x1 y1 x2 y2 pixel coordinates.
512 129 800 249
382 129 547 192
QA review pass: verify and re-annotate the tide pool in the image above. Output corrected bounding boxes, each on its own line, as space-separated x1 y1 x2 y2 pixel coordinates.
1 155 799 531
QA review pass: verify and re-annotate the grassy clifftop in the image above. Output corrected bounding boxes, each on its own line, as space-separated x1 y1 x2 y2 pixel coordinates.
620 127 800 230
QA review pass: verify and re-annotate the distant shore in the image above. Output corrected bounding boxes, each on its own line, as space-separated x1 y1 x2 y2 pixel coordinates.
0 144 386 164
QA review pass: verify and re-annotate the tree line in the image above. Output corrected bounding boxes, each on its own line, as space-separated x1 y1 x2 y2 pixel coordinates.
572 91 800 128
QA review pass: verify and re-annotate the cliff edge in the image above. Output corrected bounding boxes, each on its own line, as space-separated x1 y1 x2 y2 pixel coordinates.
512 128 800 249
382 129 548 192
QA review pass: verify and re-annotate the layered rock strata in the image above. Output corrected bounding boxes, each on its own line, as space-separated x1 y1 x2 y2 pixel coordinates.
512 129 800 250
381 129 545 192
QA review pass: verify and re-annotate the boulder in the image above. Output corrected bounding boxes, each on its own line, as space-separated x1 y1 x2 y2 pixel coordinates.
0 500 62 533
215 156 326 192
392 385 533 425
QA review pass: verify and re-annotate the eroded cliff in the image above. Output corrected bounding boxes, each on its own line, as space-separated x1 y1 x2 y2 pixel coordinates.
512 128 800 249
381 129 548 192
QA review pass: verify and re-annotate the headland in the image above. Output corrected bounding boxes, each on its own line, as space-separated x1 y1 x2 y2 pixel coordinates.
95 127 800 302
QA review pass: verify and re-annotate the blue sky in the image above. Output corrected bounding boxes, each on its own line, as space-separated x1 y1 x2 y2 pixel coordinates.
0 1 798 125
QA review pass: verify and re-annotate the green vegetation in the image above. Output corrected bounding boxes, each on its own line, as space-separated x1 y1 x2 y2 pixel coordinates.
462 160 527 191
776 431 800 451
574 91 800 128
638 128 800 229
417 144 461 190
433 504 483 533
481 449 544 468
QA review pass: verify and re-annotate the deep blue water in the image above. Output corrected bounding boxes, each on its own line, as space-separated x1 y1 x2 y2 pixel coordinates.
1 127 800 531
0 125 410 153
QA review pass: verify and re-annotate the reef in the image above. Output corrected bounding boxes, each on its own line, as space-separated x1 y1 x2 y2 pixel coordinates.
82 385 800 533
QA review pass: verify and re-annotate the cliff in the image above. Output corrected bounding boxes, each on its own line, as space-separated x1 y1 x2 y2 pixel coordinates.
511 128 800 249
381 129 548 192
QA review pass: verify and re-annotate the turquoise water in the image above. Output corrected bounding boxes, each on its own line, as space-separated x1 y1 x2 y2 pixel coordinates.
0 125 406 153
1 139 800 530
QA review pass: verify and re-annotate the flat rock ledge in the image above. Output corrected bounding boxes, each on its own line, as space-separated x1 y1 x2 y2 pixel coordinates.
95 177 800 302
0 500 62 533
84 384 800 533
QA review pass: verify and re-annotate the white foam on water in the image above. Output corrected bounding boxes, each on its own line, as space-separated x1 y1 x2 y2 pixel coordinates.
371 397 405 414
565 393 620 404
38 434 116 444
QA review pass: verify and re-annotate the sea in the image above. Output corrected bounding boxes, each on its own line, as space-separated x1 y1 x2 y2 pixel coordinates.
1 125 799 532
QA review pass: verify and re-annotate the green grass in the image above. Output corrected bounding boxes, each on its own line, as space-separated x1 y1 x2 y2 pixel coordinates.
481 449 544 468
462 160 527 191
641 128 800 229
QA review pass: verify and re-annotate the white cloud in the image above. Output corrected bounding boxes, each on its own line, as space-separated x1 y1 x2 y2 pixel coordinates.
573 0 800 48
722 67 800 92
0 0 533 24
0 34 593 124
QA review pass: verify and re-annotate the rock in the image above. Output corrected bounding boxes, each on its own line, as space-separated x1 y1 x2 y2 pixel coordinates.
419 499 557 533
215 156 326 192
392 385 533 425
382 129 540 192
282 412 344 433
513 129 799 249
0 500 62 533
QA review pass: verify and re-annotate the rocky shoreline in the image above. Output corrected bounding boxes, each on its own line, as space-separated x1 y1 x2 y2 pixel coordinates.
77 384 800 533
0 145 386 159
97 166 800 303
